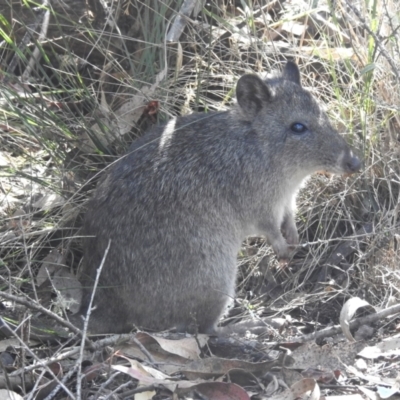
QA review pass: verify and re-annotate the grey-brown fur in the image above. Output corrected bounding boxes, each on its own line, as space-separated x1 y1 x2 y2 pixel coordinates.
77 62 360 334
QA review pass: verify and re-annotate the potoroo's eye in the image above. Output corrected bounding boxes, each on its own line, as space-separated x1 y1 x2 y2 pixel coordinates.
291 122 308 134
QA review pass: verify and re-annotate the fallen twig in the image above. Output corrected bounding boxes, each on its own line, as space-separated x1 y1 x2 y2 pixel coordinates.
291 302 400 343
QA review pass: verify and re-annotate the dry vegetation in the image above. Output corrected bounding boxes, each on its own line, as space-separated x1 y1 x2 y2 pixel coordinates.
0 0 400 399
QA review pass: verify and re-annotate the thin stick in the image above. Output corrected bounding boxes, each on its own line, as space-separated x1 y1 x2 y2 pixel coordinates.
22 0 51 81
290 303 400 343
344 0 400 81
0 290 82 337
0 288 92 348
0 321 76 399
43 363 80 400
166 0 199 42
76 240 111 399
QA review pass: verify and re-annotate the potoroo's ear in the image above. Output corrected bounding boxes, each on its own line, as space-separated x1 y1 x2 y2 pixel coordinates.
282 61 301 86
236 74 272 118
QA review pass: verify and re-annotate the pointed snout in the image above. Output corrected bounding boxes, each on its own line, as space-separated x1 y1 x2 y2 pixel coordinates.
342 151 362 174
